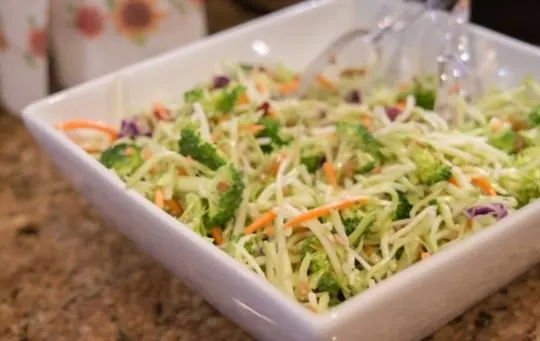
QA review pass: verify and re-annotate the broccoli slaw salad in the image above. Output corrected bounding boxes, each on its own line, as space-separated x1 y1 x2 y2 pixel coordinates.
56 62 540 313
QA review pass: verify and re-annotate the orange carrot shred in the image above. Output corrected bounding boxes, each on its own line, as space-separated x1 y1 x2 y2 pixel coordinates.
240 124 265 134
154 188 165 209
398 83 410 92
245 211 277 235
363 245 373 256
142 149 153 160
360 116 372 131
316 74 335 90
152 101 169 120
448 176 460 187
255 82 267 94
466 219 473 230
396 100 406 111
237 93 250 105
491 118 511 132
322 162 337 188
56 120 118 142
211 227 224 245
421 252 431 260
284 196 368 228
471 176 497 196
214 115 230 123
279 79 299 95
164 199 183 217
448 82 461 95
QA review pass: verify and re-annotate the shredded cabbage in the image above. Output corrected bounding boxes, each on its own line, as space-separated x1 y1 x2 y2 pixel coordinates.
68 62 540 313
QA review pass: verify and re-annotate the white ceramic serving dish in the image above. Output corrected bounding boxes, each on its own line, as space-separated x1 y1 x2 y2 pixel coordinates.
21 1 540 340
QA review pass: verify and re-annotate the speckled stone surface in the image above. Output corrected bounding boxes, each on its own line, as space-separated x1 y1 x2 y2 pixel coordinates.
2 2 540 340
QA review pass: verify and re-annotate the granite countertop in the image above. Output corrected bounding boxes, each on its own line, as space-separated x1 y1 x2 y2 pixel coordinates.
2 1 540 340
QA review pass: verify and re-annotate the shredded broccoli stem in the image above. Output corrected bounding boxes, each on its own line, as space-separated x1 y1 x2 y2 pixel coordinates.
80 62 540 313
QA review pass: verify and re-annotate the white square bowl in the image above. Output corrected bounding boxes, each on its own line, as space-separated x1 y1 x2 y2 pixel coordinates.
21 1 540 340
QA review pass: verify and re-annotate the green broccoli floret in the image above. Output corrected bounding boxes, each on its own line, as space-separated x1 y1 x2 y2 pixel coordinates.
184 88 204 103
519 128 540 147
337 122 383 162
410 145 452 185
528 106 540 126
488 128 519 153
499 146 540 206
179 193 207 236
515 146 540 167
176 164 244 227
500 168 540 207
341 211 362 235
300 236 321 257
99 143 144 177
256 117 293 153
394 191 412 220
272 63 297 84
357 160 376 174
179 128 226 170
398 79 436 110
301 154 323 173
317 273 341 297
308 252 329 274
216 85 246 113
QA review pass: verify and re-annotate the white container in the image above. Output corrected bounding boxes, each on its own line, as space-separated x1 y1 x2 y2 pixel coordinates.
0 0 48 114
21 1 540 340
49 0 207 88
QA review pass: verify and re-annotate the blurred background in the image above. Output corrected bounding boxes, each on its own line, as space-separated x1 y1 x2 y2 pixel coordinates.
0 0 538 113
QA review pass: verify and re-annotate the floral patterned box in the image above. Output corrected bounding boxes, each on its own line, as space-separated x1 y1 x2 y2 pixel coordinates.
0 0 48 115
50 0 206 88
0 0 205 115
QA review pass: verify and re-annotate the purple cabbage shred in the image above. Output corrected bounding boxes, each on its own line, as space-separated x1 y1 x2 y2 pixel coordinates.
385 106 401 121
345 89 362 104
119 116 153 139
212 75 230 89
464 203 508 220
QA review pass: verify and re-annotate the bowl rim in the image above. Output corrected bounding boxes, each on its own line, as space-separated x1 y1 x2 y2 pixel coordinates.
21 0 540 335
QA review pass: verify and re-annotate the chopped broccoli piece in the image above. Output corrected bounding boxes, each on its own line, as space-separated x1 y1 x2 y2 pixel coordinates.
239 63 254 72
394 191 412 220
357 160 376 174
488 128 519 153
341 211 362 235
300 236 321 257
272 64 297 83
301 154 324 173
176 164 245 227
184 88 204 103
256 117 293 153
216 85 246 113
206 165 245 226
398 79 436 110
520 128 540 147
337 122 383 162
317 273 341 297
516 146 540 167
500 168 540 207
244 238 263 256
179 193 207 236
410 145 452 185
528 106 540 126
500 147 540 205
179 128 226 170
309 252 329 274
99 143 144 177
